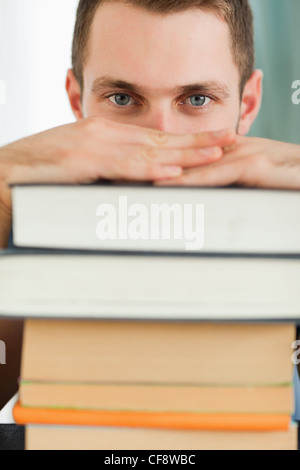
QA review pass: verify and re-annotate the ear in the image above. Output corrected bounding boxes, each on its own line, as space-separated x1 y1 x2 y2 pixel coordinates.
238 70 263 136
66 69 84 120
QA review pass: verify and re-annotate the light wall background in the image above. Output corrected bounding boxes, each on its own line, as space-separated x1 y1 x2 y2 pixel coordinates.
249 0 300 144
0 0 78 146
0 0 299 145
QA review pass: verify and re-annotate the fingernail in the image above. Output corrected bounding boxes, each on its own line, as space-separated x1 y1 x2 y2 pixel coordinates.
214 129 231 137
165 166 182 177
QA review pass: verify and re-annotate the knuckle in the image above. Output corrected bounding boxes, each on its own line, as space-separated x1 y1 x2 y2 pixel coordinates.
139 145 159 161
148 129 169 146
192 132 210 146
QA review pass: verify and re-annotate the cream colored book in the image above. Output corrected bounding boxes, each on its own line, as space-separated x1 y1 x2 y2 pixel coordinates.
20 320 295 386
25 425 298 451
19 381 294 415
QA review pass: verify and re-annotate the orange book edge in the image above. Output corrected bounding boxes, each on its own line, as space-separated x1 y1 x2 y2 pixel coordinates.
13 402 291 432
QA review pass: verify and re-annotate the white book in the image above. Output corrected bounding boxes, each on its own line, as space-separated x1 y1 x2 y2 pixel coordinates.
0 250 299 320
11 184 300 254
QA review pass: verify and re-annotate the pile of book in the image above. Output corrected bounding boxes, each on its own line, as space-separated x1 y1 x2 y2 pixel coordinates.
0 183 299 450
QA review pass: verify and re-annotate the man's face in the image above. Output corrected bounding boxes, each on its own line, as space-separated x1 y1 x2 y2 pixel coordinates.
80 2 243 134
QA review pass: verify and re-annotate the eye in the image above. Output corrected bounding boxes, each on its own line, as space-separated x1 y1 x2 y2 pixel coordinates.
184 95 211 107
108 94 135 107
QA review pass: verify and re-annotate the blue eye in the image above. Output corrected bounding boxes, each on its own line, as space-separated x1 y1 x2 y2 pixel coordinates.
187 95 211 107
109 94 134 106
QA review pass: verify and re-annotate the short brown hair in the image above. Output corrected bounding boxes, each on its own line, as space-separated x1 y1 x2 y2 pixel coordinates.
72 0 255 94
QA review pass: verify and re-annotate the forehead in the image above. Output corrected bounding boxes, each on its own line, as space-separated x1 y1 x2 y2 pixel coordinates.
85 2 239 91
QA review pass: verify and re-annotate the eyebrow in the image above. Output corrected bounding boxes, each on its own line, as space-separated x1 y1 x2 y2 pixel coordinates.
91 75 231 99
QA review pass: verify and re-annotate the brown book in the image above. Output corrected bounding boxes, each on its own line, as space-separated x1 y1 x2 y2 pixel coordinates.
25 424 298 451
19 382 294 415
21 320 296 386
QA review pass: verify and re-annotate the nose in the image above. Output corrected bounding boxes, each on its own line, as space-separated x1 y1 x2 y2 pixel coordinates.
138 107 181 134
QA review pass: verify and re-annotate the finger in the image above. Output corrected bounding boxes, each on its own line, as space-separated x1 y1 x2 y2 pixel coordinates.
96 142 223 182
137 145 224 168
100 155 183 182
222 135 255 159
121 164 184 182
99 119 236 149
154 159 244 187
143 128 236 150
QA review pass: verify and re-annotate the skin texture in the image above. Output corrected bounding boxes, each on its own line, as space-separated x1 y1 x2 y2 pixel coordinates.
0 2 299 410
73 4 262 134
156 136 300 189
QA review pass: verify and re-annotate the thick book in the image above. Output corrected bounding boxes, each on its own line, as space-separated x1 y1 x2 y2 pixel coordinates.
11 184 300 254
19 382 294 415
12 402 292 432
24 424 298 451
20 320 295 386
25 425 298 450
0 250 300 320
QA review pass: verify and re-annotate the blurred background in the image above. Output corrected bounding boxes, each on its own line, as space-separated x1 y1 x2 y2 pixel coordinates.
249 0 300 144
0 0 78 145
0 0 300 145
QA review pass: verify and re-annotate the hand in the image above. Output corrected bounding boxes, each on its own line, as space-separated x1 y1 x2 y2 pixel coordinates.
0 117 235 204
155 136 300 190
0 118 235 248
1 116 236 184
